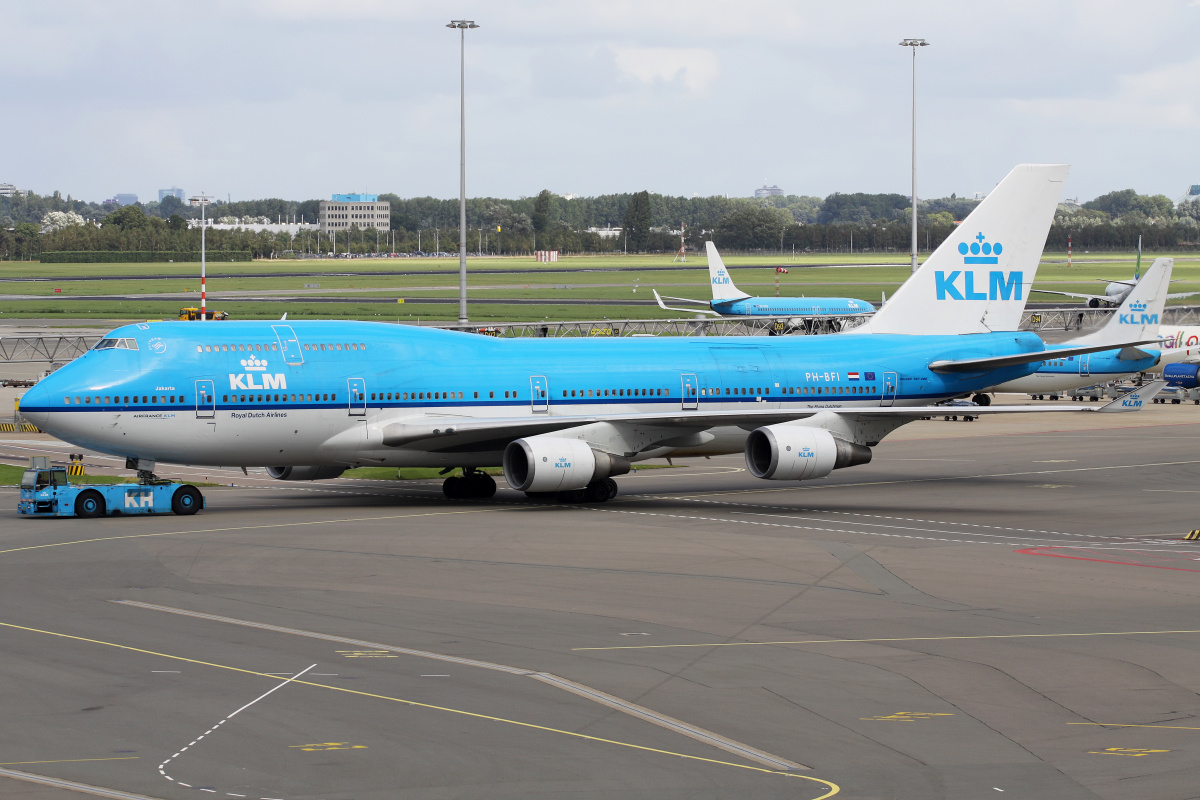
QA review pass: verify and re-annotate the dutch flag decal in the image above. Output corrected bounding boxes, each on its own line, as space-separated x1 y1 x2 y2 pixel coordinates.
848 372 860 381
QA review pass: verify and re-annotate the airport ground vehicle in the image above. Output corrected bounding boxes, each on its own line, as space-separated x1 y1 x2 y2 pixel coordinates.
179 307 228 321
18 462 205 518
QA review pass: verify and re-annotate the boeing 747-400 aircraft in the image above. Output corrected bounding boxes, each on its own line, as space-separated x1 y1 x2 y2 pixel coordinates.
653 243 875 319
20 165 1165 506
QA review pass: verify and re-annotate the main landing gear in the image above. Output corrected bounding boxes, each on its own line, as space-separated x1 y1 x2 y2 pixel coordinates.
526 478 619 504
442 468 497 499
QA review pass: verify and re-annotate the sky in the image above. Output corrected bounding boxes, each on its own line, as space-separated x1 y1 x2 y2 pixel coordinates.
4 0 1199 206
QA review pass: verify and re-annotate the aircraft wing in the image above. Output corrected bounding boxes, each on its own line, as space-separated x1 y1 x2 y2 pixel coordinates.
652 290 720 316
1030 288 1106 302
1166 290 1200 301
378 382 1164 449
929 339 1167 373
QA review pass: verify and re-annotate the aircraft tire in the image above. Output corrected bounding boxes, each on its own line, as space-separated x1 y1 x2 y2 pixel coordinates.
585 481 609 503
972 393 991 406
171 485 202 516
75 490 105 519
557 488 588 504
469 474 497 499
603 478 618 500
442 476 463 499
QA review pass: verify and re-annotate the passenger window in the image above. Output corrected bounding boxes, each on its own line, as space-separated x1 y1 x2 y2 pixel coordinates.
489 391 494 399
331 394 336 401
473 391 478 399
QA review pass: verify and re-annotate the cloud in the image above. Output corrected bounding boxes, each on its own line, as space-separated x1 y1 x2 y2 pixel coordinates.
612 47 720 96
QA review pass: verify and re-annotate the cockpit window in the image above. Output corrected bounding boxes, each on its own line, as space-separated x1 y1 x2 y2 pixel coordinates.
93 338 139 351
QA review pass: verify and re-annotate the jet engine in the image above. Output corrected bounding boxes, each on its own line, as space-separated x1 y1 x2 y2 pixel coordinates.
503 437 630 492
266 466 347 481
1164 363 1200 389
745 425 872 481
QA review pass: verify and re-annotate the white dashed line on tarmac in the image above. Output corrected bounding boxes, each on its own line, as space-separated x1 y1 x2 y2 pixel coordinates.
157 663 315 797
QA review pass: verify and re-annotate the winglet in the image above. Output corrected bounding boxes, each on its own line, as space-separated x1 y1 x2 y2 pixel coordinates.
705 242 750 302
1095 379 1167 412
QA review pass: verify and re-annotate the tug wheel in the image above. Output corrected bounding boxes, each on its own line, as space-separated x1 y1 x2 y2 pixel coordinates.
75 490 106 519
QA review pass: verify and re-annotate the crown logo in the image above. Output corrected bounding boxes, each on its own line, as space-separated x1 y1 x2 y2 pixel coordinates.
1129 300 1147 312
958 232 1003 264
240 357 268 372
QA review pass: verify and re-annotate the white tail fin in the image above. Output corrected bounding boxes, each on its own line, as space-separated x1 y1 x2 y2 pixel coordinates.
849 163 1068 335
705 241 750 302
1072 257 1172 346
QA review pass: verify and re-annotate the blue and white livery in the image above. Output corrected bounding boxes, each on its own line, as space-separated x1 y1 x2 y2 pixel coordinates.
20 165 1165 503
653 242 874 319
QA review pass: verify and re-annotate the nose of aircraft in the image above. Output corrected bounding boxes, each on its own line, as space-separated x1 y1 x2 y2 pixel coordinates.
19 380 50 430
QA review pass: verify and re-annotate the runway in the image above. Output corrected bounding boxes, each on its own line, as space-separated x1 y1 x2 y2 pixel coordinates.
1 405 1199 799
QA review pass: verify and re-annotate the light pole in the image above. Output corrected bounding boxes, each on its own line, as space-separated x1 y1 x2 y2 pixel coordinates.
448 19 479 324
899 38 928 274
188 193 212 320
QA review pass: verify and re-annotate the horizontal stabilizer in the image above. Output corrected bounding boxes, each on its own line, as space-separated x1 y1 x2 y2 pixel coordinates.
1096 379 1167 412
929 338 1167 373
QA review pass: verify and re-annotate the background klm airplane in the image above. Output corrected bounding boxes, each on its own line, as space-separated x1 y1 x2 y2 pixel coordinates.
653 242 875 319
1033 241 1200 308
985 257 1172 398
21 164 1165 505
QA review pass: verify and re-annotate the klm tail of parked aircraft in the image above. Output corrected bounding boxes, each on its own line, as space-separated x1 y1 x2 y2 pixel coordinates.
849 163 1069 336
987 257 1173 396
1070 257 1173 347
706 242 751 302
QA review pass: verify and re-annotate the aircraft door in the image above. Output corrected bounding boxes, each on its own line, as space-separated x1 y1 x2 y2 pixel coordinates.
195 379 215 419
681 373 699 410
271 325 305 366
347 377 366 416
529 376 548 413
1079 355 1090 377
880 372 898 407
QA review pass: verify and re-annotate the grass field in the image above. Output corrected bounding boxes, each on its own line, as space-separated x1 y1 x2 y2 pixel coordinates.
0 251 1196 323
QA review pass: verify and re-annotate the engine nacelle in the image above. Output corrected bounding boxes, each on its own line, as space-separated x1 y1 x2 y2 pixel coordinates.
1164 363 1200 389
745 425 872 481
266 466 347 481
503 436 630 492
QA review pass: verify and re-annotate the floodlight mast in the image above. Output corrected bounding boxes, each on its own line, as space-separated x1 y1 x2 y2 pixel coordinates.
899 38 928 275
448 19 479 325
189 193 213 321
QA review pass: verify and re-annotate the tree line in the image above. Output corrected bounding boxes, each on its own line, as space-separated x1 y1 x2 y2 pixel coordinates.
4 184 1197 260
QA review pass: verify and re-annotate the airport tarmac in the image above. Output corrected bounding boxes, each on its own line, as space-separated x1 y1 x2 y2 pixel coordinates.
1 406 1200 799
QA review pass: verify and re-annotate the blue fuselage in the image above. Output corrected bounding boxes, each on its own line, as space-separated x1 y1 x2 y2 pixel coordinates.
22 320 1051 467
991 341 1159 393
712 297 874 317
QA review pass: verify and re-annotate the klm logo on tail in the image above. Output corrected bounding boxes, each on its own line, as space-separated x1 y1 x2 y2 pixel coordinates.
1120 300 1158 326
712 268 731 286
936 271 1023 301
958 232 1003 264
937 233 1020 300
